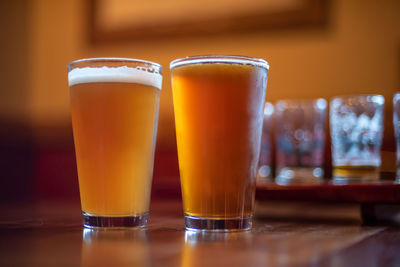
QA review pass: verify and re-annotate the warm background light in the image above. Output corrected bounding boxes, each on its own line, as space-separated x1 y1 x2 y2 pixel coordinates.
0 0 399 202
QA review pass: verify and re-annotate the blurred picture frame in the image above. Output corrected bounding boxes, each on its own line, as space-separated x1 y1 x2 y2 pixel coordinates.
89 0 329 42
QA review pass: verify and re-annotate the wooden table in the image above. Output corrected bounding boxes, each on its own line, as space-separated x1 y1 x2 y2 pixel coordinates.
1 200 400 267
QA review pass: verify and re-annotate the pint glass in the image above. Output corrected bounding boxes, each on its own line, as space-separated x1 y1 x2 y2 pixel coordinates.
275 99 327 185
68 58 162 228
330 94 384 182
171 55 269 231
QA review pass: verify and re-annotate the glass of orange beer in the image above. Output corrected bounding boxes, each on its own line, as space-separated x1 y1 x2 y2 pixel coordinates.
170 55 269 231
68 58 162 228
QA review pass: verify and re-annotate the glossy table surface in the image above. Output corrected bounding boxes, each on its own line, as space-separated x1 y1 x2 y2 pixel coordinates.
1 200 400 267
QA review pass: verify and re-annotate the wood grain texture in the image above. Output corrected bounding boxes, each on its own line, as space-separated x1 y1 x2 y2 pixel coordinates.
0 200 399 267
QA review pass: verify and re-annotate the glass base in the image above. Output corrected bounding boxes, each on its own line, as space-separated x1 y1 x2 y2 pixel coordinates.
276 167 324 185
184 214 252 232
82 212 148 229
332 177 379 185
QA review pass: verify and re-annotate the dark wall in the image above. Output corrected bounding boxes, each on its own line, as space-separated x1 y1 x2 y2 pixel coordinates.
0 0 34 203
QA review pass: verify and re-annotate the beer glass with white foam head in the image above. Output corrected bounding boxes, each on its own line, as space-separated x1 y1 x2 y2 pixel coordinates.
68 58 162 228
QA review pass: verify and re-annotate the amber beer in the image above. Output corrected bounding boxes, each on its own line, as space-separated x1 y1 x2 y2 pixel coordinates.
68 58 162 228
332 165 379 181
171 55 269 231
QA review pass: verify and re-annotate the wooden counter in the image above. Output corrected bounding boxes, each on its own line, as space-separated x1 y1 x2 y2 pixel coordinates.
1 200 400 266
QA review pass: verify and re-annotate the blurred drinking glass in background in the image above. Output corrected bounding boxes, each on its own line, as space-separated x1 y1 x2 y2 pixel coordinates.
393 93 400 182
257 102 274 183
330 94 384 183
275 99 327 185
68 58 162 228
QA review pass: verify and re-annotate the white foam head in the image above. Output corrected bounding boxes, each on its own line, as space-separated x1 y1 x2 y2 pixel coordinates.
68 66 162 90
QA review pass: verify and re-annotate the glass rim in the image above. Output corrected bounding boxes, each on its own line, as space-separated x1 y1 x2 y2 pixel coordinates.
275 98 327 111
330 94 384 101
68 57 162 72
276 98 327 104
394 92 400 102
170 55 269 70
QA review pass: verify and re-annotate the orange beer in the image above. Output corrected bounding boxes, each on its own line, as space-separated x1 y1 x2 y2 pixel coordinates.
68 58 162 227
171 56 269 230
